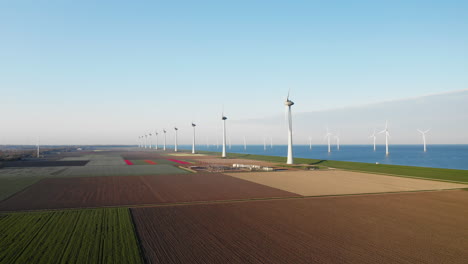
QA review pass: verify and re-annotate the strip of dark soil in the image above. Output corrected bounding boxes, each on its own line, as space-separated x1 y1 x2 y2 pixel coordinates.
1 160 89 167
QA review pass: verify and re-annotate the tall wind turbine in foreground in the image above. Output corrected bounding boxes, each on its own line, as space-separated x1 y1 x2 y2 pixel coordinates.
378 121 390 155
417 128 430 152
163 129 167 151
370 129 377 151
174 127 178 152
325 128 332 153
285 92 294 164
191 122 197 154
221 113 227 158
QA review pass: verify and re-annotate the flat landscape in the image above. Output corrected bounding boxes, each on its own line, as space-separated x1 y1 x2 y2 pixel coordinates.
132 190 468 264
1 148 467 263
0 173 298 211
226 170 467 196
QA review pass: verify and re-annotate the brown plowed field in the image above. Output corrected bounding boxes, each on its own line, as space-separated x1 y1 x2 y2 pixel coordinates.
1 160 89 167
0 173 299 211
131 190 468 264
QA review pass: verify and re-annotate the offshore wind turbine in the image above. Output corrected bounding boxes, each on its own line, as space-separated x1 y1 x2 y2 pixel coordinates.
191 122 197 154
285 91 294 164
325 127 332 153
221 113 227 158
174 127 178 152
335 133 340 151
263 137 266 151
378 121 390 155
243 136 247 151
309 136 312 150
270 137 273 149
163 129 167 151
370 129 377 151
417 128 431 152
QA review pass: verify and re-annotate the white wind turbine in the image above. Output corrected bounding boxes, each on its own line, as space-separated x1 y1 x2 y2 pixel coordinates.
417 128 431 152
370 129 377 151
325 127 332 153
270 137 273 149
144 134 148 149
243 136 247 151
335 132 340 151
174 127 178 152
36 137 40 158
138 136 141 148
222 113 227 158
154 131 159 150
308 136 312 150
285 91 294 164
191 122 197 154
163 129 167 151
263 137 267 151
378 121 390 156
148 133 153 149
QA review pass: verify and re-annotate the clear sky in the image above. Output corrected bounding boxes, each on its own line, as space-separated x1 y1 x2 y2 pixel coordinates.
1 1 467 145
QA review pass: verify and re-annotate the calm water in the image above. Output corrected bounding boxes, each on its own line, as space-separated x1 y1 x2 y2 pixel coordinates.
178 144 468 170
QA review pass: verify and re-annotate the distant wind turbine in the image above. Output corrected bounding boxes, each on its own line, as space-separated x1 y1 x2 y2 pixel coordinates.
285 91 294 164
335 132 340 151
417 128 431 152
174 127 178 152
222 113 227 158
270 137 273 149
36 138 40 158
192 122 197 154
325 127 332 153
263 137 267 151
154 131 159 150
144 134 148 149
243 136 247 151
378 121 390 156
309 136 312 150
148 133 152 149
163 129 167 151
370 129 377 151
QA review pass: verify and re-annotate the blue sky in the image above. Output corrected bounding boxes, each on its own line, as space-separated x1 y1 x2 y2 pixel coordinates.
1 1 467 144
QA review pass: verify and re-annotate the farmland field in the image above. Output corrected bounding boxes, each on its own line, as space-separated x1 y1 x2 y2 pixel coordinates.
0 208 143 263
226 170 467 196
55 164 187 177
131 190 468 264
0 173 299 211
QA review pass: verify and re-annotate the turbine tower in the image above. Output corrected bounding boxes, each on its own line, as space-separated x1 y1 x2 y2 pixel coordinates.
270 137 273 149
417 128 430 152
285 92 294 164
154 131 159 150
222 113 227 158
325 127 332 153
191 122 197 154
163 129 167 151
309 136 312 150
36 138 40 158
263 137 266 151
335 133 340 151
174 127 178 152
378 121 390 155
144 134 148 149
243 136 246 151
148 133 152 149
370 129 377 151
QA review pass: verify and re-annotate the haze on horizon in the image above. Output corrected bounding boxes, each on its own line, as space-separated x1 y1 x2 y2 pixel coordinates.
1 1 467 145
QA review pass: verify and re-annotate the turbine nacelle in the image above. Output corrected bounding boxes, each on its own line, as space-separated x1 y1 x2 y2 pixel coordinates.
192 123 196 127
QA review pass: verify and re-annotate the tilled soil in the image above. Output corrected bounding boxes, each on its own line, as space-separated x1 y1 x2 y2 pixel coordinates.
0 173 299 211
131 190 468 264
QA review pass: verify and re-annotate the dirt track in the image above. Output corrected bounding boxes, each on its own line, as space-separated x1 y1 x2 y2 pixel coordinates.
0 173 299 211
226 170 467 196
131 190 468 264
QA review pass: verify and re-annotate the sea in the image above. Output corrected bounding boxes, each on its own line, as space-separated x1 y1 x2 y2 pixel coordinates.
179 144 468 170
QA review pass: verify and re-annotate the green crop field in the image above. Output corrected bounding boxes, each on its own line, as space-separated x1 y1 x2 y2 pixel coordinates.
199 151 468 183
0 208 143 264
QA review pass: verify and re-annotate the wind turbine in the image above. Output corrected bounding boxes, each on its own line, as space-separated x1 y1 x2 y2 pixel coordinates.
174 127 178 152
36 138 40 158
325 127 332 153
309 136 312 150
148 133 153 149
270 137 273 149
163 129 167 151
378 121 390 155
138 136 141 148
370 129 377 151
263 137 267 151
417 128 430 152
221 113 227 158
144 134 148 149
243 136 247 151
154 131 159 150
335 132 340 151
285 91 294 164
191 122 197 154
